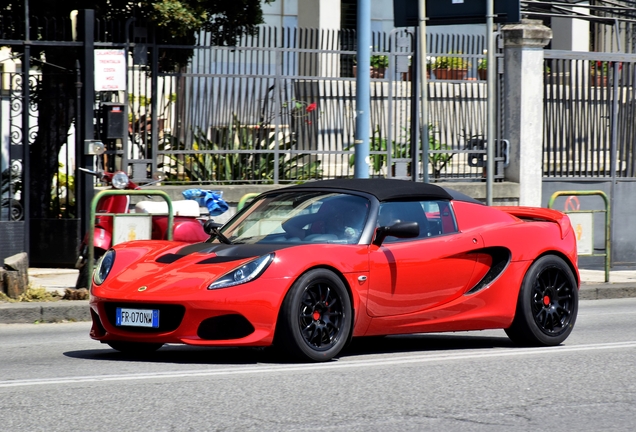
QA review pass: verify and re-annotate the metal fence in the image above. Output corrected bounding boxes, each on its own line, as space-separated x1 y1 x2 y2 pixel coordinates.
130 26 504 184
543 50 636 179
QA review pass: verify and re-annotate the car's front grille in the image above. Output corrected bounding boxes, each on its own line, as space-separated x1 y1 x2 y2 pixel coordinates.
103 302 185 333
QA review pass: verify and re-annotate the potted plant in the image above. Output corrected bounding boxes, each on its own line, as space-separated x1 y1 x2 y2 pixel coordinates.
478 58 487 80
590 61 608 87
353 54 388 78
432 53 469 80
370 55 388 78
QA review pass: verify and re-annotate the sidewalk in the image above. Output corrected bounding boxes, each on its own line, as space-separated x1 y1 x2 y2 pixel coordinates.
1 267 635 325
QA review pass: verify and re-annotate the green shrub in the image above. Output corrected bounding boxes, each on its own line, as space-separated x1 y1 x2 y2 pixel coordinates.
433 53 469 69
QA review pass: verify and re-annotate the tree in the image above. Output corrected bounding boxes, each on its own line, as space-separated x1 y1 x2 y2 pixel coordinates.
0 0 271 219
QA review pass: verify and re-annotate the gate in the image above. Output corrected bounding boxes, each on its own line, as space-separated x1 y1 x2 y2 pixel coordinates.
0 13 82 266
543 50 636 265
0 70 27 261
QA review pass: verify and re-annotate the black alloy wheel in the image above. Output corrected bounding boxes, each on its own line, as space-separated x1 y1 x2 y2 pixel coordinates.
506 255 578 346
531 265 576 336
277 269 352 362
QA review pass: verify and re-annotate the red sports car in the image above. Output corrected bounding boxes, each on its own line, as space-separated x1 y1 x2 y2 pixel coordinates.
89 179 579 362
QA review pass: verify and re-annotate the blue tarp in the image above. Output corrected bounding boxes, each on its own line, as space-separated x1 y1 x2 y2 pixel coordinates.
182 189 229 216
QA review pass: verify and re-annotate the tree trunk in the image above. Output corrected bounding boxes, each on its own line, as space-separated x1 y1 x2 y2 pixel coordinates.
29 48 76 219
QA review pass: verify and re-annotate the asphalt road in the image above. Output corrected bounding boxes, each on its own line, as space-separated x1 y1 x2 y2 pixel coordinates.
1 298 635 431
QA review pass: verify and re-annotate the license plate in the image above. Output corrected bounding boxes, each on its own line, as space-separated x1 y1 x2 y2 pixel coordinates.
116 308 159 328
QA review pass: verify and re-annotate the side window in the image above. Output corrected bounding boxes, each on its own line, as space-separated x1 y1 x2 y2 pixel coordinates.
378 200 457 243
424 200 458 236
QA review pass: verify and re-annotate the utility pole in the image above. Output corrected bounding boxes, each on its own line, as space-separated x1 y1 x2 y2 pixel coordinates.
418 0 428 183
354 0 371 179
486 0 495 205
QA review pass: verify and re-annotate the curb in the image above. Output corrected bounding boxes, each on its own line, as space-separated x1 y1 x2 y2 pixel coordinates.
1 283 635 324
0 300 90 324
578 283 636 300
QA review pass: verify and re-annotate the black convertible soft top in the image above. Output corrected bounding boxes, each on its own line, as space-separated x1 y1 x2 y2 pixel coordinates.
281 178 457 202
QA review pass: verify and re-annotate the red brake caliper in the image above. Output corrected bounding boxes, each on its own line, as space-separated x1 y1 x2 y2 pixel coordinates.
543 295 551 306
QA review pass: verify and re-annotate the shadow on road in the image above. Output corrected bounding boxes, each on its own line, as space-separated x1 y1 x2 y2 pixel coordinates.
64 332 515 365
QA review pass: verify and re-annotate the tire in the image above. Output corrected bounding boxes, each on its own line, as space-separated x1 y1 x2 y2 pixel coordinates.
276 269 352 362
107 341 164 354
505 255 578 346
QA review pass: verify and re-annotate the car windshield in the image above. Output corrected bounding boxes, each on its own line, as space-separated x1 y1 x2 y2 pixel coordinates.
218 191 370 245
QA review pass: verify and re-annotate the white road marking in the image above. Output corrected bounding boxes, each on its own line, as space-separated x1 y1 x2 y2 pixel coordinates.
2 341 636 389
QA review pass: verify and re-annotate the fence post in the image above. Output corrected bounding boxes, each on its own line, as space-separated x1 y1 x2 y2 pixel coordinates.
22 3 31 257
79 9 96 238
502 19 552 207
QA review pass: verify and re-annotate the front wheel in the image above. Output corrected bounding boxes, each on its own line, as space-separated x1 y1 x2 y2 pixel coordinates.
276 269 352 362
505 255 578 346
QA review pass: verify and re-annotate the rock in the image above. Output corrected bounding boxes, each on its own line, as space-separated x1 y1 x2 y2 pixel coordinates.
63 288 89 300
0 268 5 295
3 252 29 299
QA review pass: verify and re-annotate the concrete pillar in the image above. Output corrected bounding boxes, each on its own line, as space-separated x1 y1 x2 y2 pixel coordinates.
550 2 590 52
502 20 552 207
297 0 341 77
298 0 340 30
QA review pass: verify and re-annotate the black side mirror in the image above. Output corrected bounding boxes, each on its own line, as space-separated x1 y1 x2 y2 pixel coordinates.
373 221 419 246
203 220 232 244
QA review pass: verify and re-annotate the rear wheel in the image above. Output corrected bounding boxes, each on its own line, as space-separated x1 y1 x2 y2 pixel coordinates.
107 341 164 354
505 255 578 346
276 269 352 362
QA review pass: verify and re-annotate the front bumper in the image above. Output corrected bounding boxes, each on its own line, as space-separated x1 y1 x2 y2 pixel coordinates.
89 277 290 347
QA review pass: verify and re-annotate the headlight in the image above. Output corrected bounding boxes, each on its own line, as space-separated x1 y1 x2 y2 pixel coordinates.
111 172 130 189
94 249 116 285
208 253 274 290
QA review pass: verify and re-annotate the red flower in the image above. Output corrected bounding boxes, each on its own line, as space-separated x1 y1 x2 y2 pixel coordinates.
306 102 317 113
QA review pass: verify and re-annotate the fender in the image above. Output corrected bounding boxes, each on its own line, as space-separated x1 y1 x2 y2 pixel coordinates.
92 227 113 250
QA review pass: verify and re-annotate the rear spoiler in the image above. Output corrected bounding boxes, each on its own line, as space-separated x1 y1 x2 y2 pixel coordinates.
497 206 572 239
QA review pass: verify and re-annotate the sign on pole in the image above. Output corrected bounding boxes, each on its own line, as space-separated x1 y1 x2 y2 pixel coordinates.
394 0 520 27
94 49 126 91
568 212 594 256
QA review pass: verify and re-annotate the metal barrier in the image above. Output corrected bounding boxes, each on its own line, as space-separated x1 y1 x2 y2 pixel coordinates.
85 190 174 289
237 193 260 212
548 190 610 282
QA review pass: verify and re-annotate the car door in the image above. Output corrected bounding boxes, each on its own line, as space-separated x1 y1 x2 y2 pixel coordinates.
366 201 484 317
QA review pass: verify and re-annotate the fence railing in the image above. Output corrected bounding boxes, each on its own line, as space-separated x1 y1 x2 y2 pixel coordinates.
138 26 504 184
543 50 636 179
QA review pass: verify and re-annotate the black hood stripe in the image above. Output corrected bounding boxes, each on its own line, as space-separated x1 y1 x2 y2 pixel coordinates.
156 242 296 264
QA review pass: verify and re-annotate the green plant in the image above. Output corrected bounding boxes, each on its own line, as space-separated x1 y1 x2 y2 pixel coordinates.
591 61 609 76
161 113 322 184
427 126 454 179
433 53 469 70
370 54 389 69
346 126 408 175
50 162 75 218
478 58 487 70
346 124 453 179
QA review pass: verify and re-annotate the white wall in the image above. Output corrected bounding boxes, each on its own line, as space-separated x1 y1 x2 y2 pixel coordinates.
261 0 486 35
